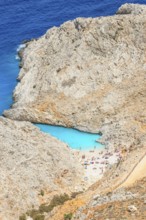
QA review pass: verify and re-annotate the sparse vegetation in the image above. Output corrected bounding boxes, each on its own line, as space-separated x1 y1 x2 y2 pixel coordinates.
40 189 44 196
39 193 70 213
20 193 70 220
71 191 83 199
26 209 40 219
33 214 45 220
26 208 45 220
19 214 26 220
64 213 73 220
50 193 70 207
39 204 52 213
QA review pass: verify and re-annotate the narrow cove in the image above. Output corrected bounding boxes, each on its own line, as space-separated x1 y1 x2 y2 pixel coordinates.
1 47 103 152
36 124 102 151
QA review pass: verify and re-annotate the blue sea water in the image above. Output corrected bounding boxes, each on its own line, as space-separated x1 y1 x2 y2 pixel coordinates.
0 0 146 149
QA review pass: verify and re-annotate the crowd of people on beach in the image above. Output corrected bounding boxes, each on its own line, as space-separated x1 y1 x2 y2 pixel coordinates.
76 148 122 184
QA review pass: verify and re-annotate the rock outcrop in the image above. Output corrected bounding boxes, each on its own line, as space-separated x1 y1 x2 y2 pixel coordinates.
117 3 146 15
4 4 146 150
0 117 83 220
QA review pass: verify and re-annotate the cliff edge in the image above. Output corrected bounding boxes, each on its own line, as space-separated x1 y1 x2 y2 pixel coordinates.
4 4 146 151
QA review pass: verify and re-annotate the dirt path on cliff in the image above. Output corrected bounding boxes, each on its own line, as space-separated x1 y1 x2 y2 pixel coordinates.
47 151 146 220
120 154 146 188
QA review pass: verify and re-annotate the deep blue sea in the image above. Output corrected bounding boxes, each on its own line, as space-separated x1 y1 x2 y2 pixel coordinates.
0 0 145 149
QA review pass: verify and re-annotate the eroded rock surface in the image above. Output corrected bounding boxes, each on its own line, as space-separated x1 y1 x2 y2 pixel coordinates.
3 4 146 151
0 117 83 220
117 3 146 15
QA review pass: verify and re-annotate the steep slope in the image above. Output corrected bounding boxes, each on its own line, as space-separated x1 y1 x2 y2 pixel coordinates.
4 4 146 151
0 117 84 220
45 146 146 220
74 177 146 220
120 153 146 188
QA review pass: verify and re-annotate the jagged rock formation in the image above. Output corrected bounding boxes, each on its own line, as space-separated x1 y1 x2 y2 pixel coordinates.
4 4 146 151
0 117 83 220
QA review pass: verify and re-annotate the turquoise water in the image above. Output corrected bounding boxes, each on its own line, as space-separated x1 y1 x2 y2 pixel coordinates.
36 124 102 150
1 0 144 115
1 0 144 150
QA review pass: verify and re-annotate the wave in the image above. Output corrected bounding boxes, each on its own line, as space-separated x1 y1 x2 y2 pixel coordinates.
15 43 26 60
15 55 20 60
16 44 26 52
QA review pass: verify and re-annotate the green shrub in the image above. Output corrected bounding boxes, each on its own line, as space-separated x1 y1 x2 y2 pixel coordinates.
40 190 45 196
33 214 45 220
19 214 26 220
26 209 45 220
64 213 73 220
39 204 52 213
50 194 70 207
39 193 70 213
26 209 40 219
22 193 70 220
71 191 83 199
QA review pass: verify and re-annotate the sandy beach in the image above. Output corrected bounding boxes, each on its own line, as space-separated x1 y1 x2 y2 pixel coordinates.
74 148 120 185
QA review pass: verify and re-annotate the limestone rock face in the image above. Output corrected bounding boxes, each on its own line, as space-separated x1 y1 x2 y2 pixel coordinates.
117 3 146 15
4 4 146 149
0 117 83 220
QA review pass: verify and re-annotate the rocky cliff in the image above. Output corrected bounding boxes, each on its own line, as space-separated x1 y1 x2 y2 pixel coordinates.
0 117 83 220
1 3 146 220
4 4 146 151
117 3 146 14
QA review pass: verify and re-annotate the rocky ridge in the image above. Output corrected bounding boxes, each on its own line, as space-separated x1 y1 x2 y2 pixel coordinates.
4 4 146 151
0 117 84 220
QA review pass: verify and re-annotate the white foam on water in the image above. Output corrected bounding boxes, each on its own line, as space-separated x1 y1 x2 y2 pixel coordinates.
15 55 20 60
16 44 26 52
